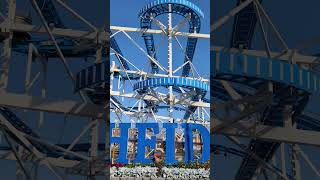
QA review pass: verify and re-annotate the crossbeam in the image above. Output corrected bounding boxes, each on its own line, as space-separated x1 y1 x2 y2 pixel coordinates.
212 46 320 64
111 91 210 108
110 26 210 39
0 149 80 168
0 23 108 41
0 91 104 118
212 120 320 146
111 67 210 82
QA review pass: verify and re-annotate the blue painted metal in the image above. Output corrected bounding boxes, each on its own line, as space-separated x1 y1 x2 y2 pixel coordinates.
214 53 314 178
225 6 318 175
218 2 317 171
134 123 159 164
110 31 129 70
211 50 318 179
0 0 107 163
139 0 202 75
110 122 209 164
9 0 108 58
0 107 39 138
0 107 100 160
133 77 209 120
230 0 262 49
139 0 205 120
74 61 108 104
226 1 300 178
212 51 320 94
75 62 107 92
133 77 208 92
35 0 65 28
12 38 107 58
139 0 204 19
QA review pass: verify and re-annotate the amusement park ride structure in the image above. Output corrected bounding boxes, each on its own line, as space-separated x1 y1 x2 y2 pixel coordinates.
212 0 320 179
0 0 107 179
110 0 210 126
0 0 319 179
110 0 210 166
0 0 211 179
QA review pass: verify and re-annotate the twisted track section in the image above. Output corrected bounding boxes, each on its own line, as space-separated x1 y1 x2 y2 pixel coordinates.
138 0 207 120
133 77 208 92
223 2 312 178
0 0 107 176
139 0 203 75
133 77 208 117
0 107 91 161
212 51 320 94
212 50 320 179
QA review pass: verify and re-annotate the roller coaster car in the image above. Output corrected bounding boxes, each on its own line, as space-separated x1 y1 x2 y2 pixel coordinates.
0 14 32 43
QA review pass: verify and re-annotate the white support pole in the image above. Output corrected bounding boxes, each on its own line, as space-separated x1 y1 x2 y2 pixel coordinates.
167 4 174 121
39 57 47 128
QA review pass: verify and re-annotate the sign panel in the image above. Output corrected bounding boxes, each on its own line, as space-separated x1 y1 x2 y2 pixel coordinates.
110 123 210 165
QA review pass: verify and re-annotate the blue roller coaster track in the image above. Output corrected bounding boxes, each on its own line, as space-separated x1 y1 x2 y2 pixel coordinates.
212 0 320 179
138 0 208 121
0 0 108 165
106 0 209 122
139 0 203 75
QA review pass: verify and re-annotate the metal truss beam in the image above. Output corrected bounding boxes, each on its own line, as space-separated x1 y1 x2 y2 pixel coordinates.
213 120 320 147
0 150 79 168
212 46 320 64
111 68 210 82
110 26 210 39
0 23 108 41
212 0 254 31
0 23 209 41
111 91 210 108
0 91 104 118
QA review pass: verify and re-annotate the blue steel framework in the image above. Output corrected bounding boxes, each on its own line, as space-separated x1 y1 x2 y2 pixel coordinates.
110 1 210 128
2 0 319 179
0 0 107 179
212 0 320 180
109 0 211 166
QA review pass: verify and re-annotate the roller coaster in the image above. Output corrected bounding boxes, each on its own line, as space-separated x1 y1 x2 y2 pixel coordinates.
0 0 107 179
110 0 210 126
0 0 211 179
0 0 319 179
212 0 320 179
110 0 210 164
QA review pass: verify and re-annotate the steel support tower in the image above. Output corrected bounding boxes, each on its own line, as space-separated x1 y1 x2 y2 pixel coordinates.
0 0 107 179
109 0 210 165
212 0 320 179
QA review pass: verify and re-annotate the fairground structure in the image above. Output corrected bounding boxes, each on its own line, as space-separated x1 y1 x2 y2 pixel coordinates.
110 0 210 168
212 0 320 179
0 0 107 179
0 0 211 179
